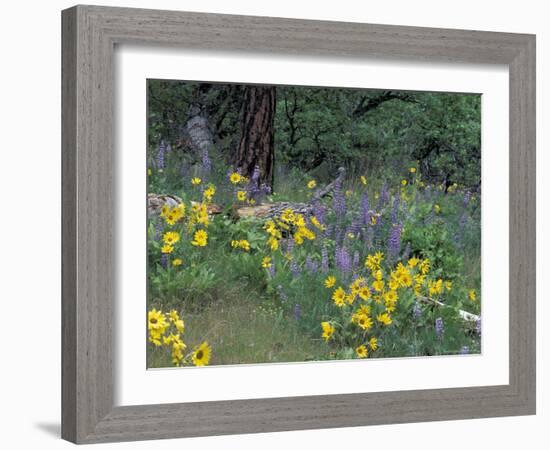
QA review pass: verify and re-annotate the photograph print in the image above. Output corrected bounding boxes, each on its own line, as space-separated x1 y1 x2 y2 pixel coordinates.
146 80 482 368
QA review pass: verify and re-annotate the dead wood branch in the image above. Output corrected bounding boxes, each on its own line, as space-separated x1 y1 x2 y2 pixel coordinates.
417 295 480 323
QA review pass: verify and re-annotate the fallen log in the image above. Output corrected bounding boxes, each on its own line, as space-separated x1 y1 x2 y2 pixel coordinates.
148 167 347 220
147 193 222 216
417 295 480 323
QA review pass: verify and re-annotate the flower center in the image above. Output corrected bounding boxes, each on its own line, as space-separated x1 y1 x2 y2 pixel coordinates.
196 351 203 359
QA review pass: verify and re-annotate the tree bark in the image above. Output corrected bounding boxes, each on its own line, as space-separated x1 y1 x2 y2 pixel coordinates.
184 84 215 162
235 86 276 189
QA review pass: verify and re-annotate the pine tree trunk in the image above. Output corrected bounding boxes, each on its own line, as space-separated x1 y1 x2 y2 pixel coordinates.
235 86 276 189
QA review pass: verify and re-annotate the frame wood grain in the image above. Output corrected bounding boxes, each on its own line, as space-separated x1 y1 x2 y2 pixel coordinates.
61 5 536 444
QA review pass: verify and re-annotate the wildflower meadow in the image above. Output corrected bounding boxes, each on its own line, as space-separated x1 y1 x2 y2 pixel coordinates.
146 80 481 368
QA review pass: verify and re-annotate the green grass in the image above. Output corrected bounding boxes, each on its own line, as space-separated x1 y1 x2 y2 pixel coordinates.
148 296 328 367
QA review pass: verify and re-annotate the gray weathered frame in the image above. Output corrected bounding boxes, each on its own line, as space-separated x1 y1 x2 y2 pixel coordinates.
62 4 536 444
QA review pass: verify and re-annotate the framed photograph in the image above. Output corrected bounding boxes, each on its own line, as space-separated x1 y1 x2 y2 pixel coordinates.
62 5 536 444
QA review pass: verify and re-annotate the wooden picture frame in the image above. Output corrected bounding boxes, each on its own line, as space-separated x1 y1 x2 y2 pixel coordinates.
62 5 536 444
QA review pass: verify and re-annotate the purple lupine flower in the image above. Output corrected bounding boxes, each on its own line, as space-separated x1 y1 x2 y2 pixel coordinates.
313 201 327 225
305 255 315 273
156 140 166 170
251 165 260 186
387 223 403 261
412 302 422 320
160 254 168 269
321 246 329 273
268 264 276 277
378 183 389 209
286 238 294 255
372 215 384 247
455 212 468 245
435 317 444 338
290 260 300 278
324 224 334 240
259 183 271 195
332 179 346 217
360 191 370 225
335 245 352 274
350 215 362 236
459 346 470 355
363 226 373 251
201 148 212 175
293 304 302 321
155 220 164 240
245 165 260 199
476 318 482 336
390 196 400 224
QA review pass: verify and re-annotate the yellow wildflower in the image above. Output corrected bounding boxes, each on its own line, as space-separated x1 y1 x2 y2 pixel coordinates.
237 191 247 201
163 231 180 246
332 287 346 307
324 276 336 288
355 313 373 330
294 214 306 228
365 252 384 271
191 229 208 247
229 172 242 184
321 322 335 341
384 290 398 303
434 204 441 213
280 208 295 224
203 185 216 202
355 344 368 358
410 167 417 173
469 289 477 302
307 180 317 189
191 177 202 185
369 337 378 351
168 310 179 322
360 175 367 185
377 313 392 326
408 256 420 268
419 259 431 275
372 279 385 292
267 236 279 251
310 216 326 231
261 256 272 268
428 279 444 296
345 292 356 305
401 179 408 186
174 319 185 334
161 244 174 254
192 342 212 366
358 286 371 301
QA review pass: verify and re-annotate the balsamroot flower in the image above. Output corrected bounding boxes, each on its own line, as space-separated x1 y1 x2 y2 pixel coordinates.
192 342 212 366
